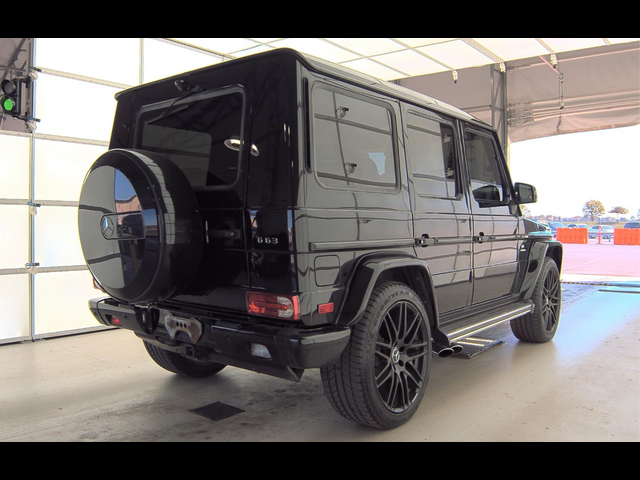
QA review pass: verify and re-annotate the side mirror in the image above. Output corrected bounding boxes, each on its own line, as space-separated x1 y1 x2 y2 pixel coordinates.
514 182 537 204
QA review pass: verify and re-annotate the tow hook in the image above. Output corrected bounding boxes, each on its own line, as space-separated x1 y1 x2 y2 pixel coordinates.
183 344 196 359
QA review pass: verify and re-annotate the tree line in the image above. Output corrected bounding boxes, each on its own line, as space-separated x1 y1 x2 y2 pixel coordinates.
582 200 633 221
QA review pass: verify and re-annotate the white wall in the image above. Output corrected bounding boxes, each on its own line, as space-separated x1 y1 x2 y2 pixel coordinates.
0 38 224 343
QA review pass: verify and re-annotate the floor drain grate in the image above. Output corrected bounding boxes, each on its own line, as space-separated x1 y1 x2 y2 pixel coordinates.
190 401 245 422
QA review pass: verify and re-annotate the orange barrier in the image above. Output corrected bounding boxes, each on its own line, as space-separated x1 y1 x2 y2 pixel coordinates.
556 227 588 244
614 228 640 245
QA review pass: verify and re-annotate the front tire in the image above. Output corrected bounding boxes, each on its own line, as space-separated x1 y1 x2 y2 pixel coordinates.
510 257 561 342
321 282 432 429
143 341 226 378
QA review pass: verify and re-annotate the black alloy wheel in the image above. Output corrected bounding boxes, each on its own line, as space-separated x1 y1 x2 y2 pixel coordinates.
511 257 562 342
375 299 430 413
540 262 561 335
321 282 432 429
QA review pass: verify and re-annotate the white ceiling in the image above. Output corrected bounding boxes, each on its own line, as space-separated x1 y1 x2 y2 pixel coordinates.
168 38 640 81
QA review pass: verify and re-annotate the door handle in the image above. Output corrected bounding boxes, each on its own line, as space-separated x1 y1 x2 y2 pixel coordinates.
475 231 490 243
415 234 437 247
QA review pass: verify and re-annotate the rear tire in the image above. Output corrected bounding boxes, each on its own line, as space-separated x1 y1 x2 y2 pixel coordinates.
143 341 226 378
321 282 432 429
510 257 561 342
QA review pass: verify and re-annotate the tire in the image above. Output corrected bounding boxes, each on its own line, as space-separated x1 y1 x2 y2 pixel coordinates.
510 257 561 342
78 149 202 304
320 282 432 429
143 341 226 378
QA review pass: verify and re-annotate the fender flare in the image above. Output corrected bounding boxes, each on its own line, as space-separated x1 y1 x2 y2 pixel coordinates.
519 239 563 301
333 253 440 332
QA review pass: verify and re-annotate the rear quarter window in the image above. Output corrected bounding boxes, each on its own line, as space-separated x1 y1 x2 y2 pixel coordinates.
311 85 397 191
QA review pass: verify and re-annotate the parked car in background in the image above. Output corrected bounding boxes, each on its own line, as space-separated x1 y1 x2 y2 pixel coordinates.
547 221 566 237
524 218 553 238
588 225 614 239
623 221 640 229
567 223 589 229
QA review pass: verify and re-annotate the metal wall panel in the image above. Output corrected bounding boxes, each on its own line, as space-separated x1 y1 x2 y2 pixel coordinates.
0 274 30 343
33 270 105 337
34 140 106 202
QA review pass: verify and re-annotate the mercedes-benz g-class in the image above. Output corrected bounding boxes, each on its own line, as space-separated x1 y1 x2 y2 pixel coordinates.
79 48 562 429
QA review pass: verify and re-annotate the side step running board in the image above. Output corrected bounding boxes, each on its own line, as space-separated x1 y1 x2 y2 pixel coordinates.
437 302 533 344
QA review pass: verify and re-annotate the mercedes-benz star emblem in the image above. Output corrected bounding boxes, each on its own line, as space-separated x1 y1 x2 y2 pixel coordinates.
101 216 115 239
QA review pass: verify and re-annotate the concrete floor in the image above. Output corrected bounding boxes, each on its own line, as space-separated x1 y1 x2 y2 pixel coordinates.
0 282 638 442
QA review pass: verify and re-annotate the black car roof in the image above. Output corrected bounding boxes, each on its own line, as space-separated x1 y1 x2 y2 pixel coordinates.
115 48 487 129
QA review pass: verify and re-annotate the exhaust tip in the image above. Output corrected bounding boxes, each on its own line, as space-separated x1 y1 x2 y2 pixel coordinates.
437 348 455 357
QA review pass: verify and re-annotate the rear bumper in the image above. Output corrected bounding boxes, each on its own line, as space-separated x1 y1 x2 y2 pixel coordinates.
89 297 350 380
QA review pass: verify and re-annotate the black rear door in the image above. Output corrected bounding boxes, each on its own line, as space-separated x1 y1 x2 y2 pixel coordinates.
404 105 472 315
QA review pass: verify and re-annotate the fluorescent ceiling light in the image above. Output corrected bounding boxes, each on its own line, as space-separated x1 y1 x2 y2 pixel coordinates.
341 58 408 81
269 38 360 63
325 38 404 57
373 49 449 76
473 38 550 61
417 40 494 69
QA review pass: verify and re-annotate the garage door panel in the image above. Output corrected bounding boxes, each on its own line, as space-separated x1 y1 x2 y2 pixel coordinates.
0 274 30 343
34 270 104 336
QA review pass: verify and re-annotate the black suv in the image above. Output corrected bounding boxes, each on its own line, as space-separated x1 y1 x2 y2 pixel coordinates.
78 49 562 430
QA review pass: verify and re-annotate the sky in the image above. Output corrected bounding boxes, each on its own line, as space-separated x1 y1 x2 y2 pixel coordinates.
508 124 640 219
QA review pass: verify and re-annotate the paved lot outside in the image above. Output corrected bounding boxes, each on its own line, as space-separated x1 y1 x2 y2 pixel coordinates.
560 241 640 283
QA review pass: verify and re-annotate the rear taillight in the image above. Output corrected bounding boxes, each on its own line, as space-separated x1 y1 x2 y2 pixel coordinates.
246 291 300 321
105 314 121 326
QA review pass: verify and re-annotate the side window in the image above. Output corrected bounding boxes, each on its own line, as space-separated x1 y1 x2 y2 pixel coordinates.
464 129 508 204
312 86 396 190
406 112 457 197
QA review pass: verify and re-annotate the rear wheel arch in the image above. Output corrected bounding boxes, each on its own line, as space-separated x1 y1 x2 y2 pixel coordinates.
335 255 439 332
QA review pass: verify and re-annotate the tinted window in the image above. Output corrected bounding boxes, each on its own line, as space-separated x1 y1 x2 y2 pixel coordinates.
312 87 396 189
464 129 507 203
406 112 456 197
136 88 244 189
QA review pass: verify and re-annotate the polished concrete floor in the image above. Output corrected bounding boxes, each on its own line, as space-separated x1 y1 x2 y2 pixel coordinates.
1 283 638 442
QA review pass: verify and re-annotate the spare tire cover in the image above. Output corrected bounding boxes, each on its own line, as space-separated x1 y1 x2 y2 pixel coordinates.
78 149 202 304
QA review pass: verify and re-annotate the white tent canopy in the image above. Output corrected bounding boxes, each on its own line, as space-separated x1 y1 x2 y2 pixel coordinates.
166 38 640 144
1 37 639 144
